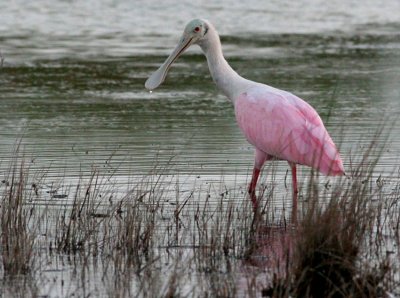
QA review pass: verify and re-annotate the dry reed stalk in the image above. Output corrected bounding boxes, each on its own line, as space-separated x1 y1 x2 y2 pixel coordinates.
1 154 36 276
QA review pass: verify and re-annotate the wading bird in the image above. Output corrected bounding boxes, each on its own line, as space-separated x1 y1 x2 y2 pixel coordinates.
145 19 345 220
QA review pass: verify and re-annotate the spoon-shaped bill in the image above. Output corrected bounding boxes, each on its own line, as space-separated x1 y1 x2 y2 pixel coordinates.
145 36 193 90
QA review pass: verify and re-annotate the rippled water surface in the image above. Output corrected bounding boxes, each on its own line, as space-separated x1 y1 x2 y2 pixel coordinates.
1 0 400 194
1 1 400 296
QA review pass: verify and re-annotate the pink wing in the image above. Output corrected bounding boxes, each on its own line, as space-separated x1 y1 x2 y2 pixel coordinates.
235 85 344 176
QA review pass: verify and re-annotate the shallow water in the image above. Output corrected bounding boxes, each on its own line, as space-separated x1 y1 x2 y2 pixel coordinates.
1 1 400 206
2 0 400 223
1 1 400 296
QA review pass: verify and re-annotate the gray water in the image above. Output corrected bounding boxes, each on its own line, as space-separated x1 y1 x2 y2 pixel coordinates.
1 1 400 297
1 0 400 194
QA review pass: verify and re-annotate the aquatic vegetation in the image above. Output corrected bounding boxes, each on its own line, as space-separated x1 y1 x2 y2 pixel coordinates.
0 146 36 276
262 132 400 297
0 139 399 297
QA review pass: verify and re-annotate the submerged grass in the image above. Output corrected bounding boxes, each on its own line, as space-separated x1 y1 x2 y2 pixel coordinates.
0 136 399 297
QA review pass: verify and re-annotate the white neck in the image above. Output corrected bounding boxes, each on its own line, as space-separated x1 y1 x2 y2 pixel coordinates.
197 24 253 102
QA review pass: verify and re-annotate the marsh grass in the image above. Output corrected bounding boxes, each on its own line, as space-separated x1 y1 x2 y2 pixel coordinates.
262 132 399 297
55 169 103 254
290 197 389 298
0 137 399 297
0 276 39 298
0 151 36 276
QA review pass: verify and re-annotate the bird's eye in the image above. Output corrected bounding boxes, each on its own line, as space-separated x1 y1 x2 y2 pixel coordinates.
194 26 200 33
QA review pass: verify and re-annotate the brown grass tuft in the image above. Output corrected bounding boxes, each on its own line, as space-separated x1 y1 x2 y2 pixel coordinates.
0 151 36 276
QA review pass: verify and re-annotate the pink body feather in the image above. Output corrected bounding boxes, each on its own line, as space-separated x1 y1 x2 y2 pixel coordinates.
235 85 344 176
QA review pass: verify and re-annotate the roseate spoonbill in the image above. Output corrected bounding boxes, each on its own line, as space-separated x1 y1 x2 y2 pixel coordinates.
145 19 345 219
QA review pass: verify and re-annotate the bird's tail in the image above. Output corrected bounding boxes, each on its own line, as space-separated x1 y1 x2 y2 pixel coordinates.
315 143 345 176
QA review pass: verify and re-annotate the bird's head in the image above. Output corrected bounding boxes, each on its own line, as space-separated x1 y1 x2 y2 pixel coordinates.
182 19 209 43
145 19 210 90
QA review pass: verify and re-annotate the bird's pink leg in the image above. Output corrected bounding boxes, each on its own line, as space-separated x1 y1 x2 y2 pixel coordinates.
248 149 269 212
288 162 298 223
248 167 261 211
